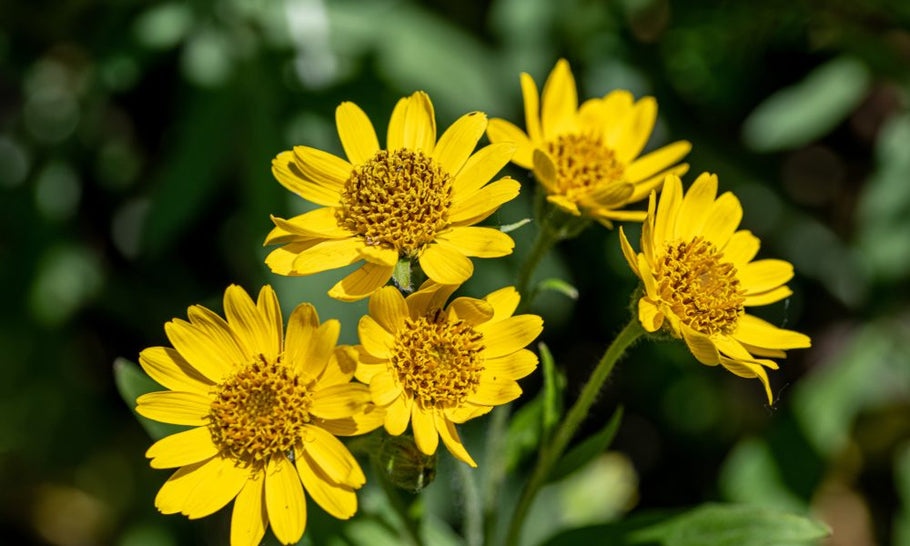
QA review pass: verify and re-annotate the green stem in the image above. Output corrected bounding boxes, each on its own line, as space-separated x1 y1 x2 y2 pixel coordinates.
374 459 426 546
515 224 558 308
481 404 511 545
457 462 483 546
504 317 645 546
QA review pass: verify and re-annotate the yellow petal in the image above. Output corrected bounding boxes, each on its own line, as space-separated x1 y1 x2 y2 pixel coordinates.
293 145 351 189
296 451 358 519
594 209 647 223
303 319 341 378
484 286 520 323
405 280 459 318
136 391 211 426
448 177 521 226
653 174 682 245
477 315 543 359
547 194 581 215
265 454 306 545
328 262 394 302
486 118 534 168
681 326 720 365
733 314 811 350
358 245 398 266
403 91 436 153
299 426 366 487
577 181 634 210
521 72 542 143
541 58 578 139
600 90 635 143
701 191 743 248
224 284 280 364
744 286 793 306
265 241 320 276
270 209 351 239
257 286 283 351
384 394 412 435
624 141 692 183
411 405 439 455
613 97 657 163
167 310 241 382
419 243 474 285
712 335 756 361
146 426 218 469
483 349 538 380
637 253 657 299
155 460 212 515
437 226 515 258
468 376 522 406
435 413 476 467
181 456 249 519
368 286 408 333
445 402 493 424
447 296 494 325
336 101 380 165
432 111 487 175
532 148 558 193
674 172 718 241
358 315 394 358
452 142 517 197
231 472 267 546
627 163 690 203
723 230 761 267
317 405 385 437
618 227 640 277
285 302 320 377
638 298 664 332
139 346 213 395
316 347 358 387
739 260 794 294
271 151 341 207
291 237 364 276
353 359 385 384
310 383 373 420
386 96 408 150
370 370 401 406
719 356 774 404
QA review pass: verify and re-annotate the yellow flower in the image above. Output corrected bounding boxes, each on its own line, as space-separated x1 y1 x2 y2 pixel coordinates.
619 174 811 403
488 59 691 227
136 285 383 546
266 92 520 301
352 282 543 467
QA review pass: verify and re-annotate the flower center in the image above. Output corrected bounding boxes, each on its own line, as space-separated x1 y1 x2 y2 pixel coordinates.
655 237 745 336
545 133 625 198
208 355 313 465
389 310 484 410
338 149 453 257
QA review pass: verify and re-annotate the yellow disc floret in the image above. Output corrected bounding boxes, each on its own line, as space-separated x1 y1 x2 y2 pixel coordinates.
338 149 452 256
389 310 484 410
209 355 313 465
655 237 745 336
545 133 625 199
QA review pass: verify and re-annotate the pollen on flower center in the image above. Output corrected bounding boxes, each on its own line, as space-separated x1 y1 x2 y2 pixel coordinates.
655 237 745 335
208 355 313 465
545 133 625 197
338 149 453 257
389 310 484 410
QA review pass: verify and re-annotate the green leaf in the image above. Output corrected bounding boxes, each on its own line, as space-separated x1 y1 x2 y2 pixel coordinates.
113 358 184 441
536 278 579 300
503 395 544 472
541 504 830 546
499 218 532 234
742 56 870 152
548 406 623 483
539 342 564 440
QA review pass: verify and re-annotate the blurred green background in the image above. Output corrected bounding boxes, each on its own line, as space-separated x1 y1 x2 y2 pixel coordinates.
2 0 909 544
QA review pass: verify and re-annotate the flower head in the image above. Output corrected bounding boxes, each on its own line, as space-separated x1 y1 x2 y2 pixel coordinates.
136 285 383 546
266 92 520 301
353 282 543 466
619 174 811 403
488 59 691 227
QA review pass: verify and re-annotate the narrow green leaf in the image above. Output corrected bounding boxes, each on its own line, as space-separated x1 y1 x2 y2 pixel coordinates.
537 278 579 300
547 406 623 483
500 218 532 234
539 342 564 440
503 395 544 472
113 358 184 441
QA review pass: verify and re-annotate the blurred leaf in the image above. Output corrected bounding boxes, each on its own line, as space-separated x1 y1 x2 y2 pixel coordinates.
113 358 184 441
719 438 805 511
133 3 194 50
503 395 544 472
540 342 564 440
548 406 623 483
537 278 579 301
541 504 829 546
742 57 870 152
895 443 910 546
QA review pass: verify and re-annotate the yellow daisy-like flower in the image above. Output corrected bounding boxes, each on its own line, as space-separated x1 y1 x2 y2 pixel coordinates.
266 91 520 301
619 173 811 403
352 282 543 467
488 59 691 227
136 285 383 546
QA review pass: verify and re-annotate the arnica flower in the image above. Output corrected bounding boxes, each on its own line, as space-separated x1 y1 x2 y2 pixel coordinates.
136 285 383 546
266 91 520 301
352 282 543 467
488 59 691 227
619 174 811 403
